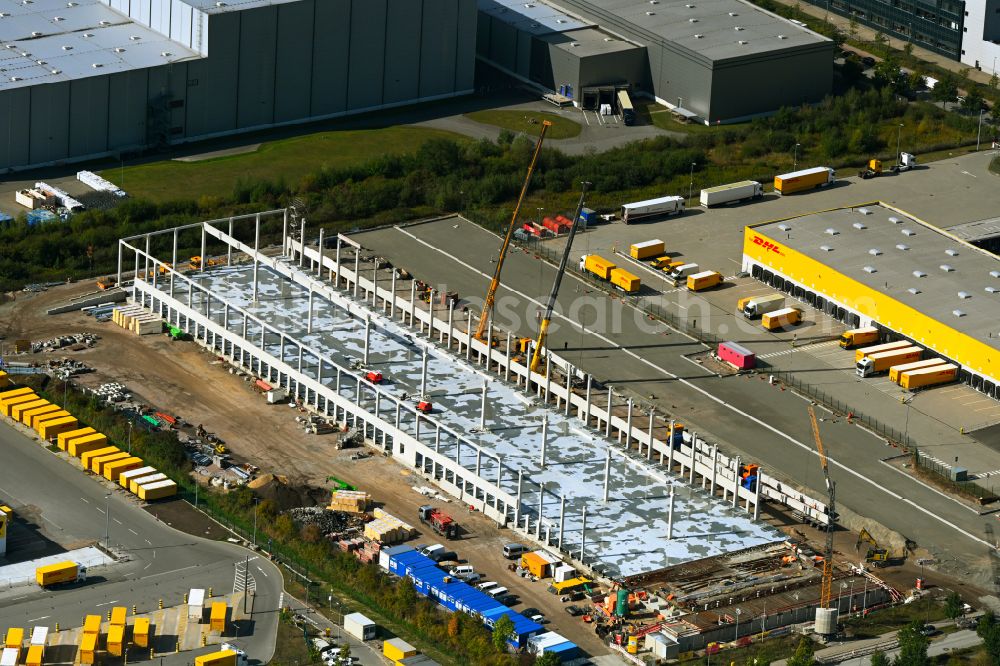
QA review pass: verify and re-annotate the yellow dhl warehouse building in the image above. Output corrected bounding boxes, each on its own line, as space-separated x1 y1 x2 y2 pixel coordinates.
743 202 1000 397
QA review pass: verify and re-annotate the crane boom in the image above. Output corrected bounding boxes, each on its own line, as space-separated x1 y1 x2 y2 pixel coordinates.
808 404 836 611
529 182 590 373
474 120 552 341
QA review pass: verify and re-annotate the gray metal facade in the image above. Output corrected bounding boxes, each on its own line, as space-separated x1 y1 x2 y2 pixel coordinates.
0 0 477 172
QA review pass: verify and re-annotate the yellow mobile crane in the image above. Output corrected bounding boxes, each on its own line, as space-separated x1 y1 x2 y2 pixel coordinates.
808 405 836 616
529 182 590 373
474 121 552 342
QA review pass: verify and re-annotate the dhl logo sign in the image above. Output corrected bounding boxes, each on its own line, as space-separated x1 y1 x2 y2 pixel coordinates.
751 235 784 256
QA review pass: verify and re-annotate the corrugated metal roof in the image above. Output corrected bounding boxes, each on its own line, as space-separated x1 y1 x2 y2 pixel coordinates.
174 0 302 14
478 0 592 35
0 0 198 91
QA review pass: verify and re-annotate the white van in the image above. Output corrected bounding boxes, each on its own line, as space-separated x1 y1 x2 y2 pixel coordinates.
420 544 445 556
477 581 498 591
449 565 474 578
486 586 509 599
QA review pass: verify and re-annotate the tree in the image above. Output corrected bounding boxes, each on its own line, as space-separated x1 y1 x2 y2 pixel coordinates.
492 614 515 653
338 644 351 659
961 89 987 113
990 71 998 90
534 653 561 666
869 650 890 666
787 637 816 666
896 620 930 666
447 614 460 639
930 75 959 108
872 57 904 92
944 591 964 620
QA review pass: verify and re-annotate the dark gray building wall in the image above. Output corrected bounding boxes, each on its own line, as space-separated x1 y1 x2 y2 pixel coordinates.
578 48 649 91
274 0 315 123
384 0 423 104
29 84 71 166
423 1 461 97
311 0 351 116
648 46 714 117
185 11 239 137
107 70 149 150
69 77 111 158
0 88 31 169
236 5 279 128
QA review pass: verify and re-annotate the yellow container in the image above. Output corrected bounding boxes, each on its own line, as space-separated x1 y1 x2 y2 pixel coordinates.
210 601 227 632
104 457 144 482
110 606 127 627
91 451 129 475
81 446 120 470
889 359 945 384
130 473 166 494
629 239 665 260
39 416 79 440
25 645 42 666
0 387 33 409
609 268 640 294
5 628 23 649
0 370 8 388
79 632 97 665
583 255 616 280
11 398 48 422
2 393 39 417
32 409 71 433
761 307 802 331
106 624 124 656
900 363 958 390
25 404 61 429
83 615 102 636
57 427 96 450
69 433 109 458
686 270 722 292
137 480 177 501
520 551 549 578
194 650 238 666
854 340 912 363
133 617 150 648
383 638 417 663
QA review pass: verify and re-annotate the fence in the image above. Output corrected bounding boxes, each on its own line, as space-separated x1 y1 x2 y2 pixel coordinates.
912 449 999 503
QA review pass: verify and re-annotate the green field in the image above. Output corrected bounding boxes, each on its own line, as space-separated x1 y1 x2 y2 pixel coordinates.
101 126 466 203
464 110 582 139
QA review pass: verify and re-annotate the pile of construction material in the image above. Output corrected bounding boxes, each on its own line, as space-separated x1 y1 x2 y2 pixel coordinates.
329 489 371 514
94 382 131 403
364 508 416 545
111 305 163 336
77 171 127 198
285 507 366 536
31 333 99 353
48 359 93 380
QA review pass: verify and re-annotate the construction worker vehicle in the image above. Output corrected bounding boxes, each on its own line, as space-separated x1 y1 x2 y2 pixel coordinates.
858 159 886 179
856 528 888 566
418 505 458 539
96 276 116 290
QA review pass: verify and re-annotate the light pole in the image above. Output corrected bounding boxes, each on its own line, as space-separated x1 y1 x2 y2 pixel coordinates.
127 421 134 454
839 581 849 613
688 162 696 206
793 143 801 170
896 123 903 167
977 108 985 151
734 607 742 641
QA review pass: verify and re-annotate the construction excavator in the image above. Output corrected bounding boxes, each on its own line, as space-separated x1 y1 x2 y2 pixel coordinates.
856 528 889 567
474 121 552 343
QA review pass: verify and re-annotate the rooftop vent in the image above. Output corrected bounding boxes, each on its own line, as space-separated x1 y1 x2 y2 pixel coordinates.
889 216 902 224
863 266 877 273
737 39 747 44
992 270 1000 278
689 18 699 22
945 248 959 256
869 248 882 256
646 11 655 15
50 68 59 74
53 15 63 21
114 47 125 53
987 287 1000 294
729 11 738 15
777 223 791 231
940 264 954 272
67 1 77 5
734 25 744 30
9 75 20 81
908 287 921 295
824 227 839 235
913 270 926 278
853 222 867 229
30 31 41 36
61 45 71 50
99 20 110 25
820 245 833 252
160 51 172 57
953 310 966 317
557 18 567 23
570 41 580 46
778 34 787 38
896 244 909 251
83 33 93 37
958 291 971 299
693 33 703 37
858 207 872 215
902 229 916 236
91 63 102 68
129 35 140 40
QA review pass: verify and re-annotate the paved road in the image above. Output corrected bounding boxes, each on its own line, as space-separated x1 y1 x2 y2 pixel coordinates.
830 629 983 665
0 420 282 664
354 210 998 584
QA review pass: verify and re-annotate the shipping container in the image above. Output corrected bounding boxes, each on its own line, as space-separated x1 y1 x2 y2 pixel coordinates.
28 628 46 648
686 270 722 291
839 326 880 349
104 457 144 482
900 363 958 390
39 416 79 441
889 359 945 384
210 602 227 632
857 346 923 377
384 638 418 664
2 393 39 418
80 446 120 470
4 629 22 650
35 561 82 586
110 606 127 627
25 645 42 666
0 371 7 388
740 294 784 319
521 551 551 578
130 473 167 494
629 240 665 260
24 404 61 429
83 615 101 636
620 195 684 223
344 613 377 641
57 427 96 451
91 451 130 475
133 617 150 648
32 410 71 433
78 634 97 665
194 651 237 666
119 465 158 488
717 342 756 370
609 268 641 294
761 307 801 331
699 180 763 207
0 648 16 666
189 588 206 620
854 340 913 363
106 625 124 657
69 433 109 458
12 398 48 422
773 167 835 195
579 208 597 224
580 255 616 280
0 387 33 404
137 480 178 501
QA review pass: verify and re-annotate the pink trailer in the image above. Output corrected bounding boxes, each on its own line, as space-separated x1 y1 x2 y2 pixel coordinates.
718 341 756 369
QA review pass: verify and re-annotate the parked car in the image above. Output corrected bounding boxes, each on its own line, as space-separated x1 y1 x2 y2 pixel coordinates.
503 543 529 560
496 594 519 607
459 572 482 584
862 56 876 66
522 607 542 619
427 550 458 563
565 605 584 616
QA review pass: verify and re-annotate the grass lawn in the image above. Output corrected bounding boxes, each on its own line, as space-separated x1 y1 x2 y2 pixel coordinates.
464 109 582 139
843 598 947 638
272 614 320 666
101 126 466 203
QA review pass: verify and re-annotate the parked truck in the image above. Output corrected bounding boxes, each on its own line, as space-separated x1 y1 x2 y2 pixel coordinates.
740 294 785 319
854 340 913 363
609 268 641 294
35 561 87 587
773 167 835 195
629 240 665 260
686 270 722 292
194 649 247 666
761 307 802 330
839 326 880 349
889 359 944 384
418 505 458 539
620 195 684 223
667 263 700 282
699 180 763 207
899 363 958 390
579 255 616 280
857 346 922 377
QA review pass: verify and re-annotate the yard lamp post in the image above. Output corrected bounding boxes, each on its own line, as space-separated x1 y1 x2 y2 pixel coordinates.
793 143 801 170
734 608 742 641
688 162 696 206
896 124 903 166
127 421 134 454
977 108 985 151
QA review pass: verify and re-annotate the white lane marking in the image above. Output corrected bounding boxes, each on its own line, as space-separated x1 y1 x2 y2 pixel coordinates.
128 528 138 535
395 225 994 549
95 600 119 607
143 563 152 571
96 508 105 514
255 566 268 578
879 460 979 514
960 170 977 178
113 518 122 525
145 539 152 545
141 564 199 580
28 616 49 622
80 498 90 504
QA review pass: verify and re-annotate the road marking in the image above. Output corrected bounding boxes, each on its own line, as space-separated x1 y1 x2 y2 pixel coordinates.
80 498 90 504
28 616 49 622
960 170 977 178
143 563 152 571
96 508 105 514
113 518 122 525
128 528 138 535
394 224 996 549
145 539 152 545
256 566 268 577
879 460 979 514
142 564 199 580
95 600 119 607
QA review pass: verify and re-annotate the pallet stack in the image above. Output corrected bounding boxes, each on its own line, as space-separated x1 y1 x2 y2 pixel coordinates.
111 304 163 336
329 489 372 514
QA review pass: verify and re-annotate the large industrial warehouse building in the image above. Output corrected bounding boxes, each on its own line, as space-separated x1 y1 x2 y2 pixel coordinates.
743 203 1000 398
0 0 476 171
476 0 834 123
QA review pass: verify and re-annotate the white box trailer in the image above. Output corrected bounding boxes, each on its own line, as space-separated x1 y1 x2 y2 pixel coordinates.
189 588 206 620
1 649 17 666
344 612 377 641
29 627 47 647
699 180 763 207
620 195 684 224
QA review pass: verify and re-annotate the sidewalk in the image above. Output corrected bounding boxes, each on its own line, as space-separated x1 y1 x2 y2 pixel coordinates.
281 591 386 666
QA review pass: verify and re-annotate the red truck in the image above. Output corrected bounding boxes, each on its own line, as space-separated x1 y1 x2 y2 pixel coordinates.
418 505 458 539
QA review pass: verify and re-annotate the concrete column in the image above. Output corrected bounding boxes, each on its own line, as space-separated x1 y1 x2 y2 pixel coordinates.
454 438 460 465
410 283 417 328
415 411 421 441
317 228 325 278
307 288 314 334
252 214 261 302
603 449 611 503
689 432 698 485
336 367 342 393
395 401 401 430
605 386 613 437
667 419 675 468
223 303 229 333
428 290 435 340
466 313 473 362
505 333 512 382
523 341 532 394
242 314 248 341
515 469 523 526
733 456 741 509
280 335 286 364
390 271 397 318
170 229 178 298
480 380 488 430
145 233 151 279
282 209 289 256
558 495 566 550
584 376 592 425
334 239 341 287
579 505 587 562
299 220 306 267
495 459 503 510
475 448 482 478
753 466 762 521
421 346 429 397
667 488 676 540
536 482 545 538
647 409 655 459
200 224 206 273
317 358 324 385
298 346 304 374
540 415 548 468
711 445 719 498
363 317 371 366
565 365 573 416
117 240 123 290
447 300 454 347
544 356 551 403
371 264 378 307
353 251 360 299
228 217 234 265
623 399 633 447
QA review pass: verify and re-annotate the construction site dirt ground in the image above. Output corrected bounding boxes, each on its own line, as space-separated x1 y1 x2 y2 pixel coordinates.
1 283 992 658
